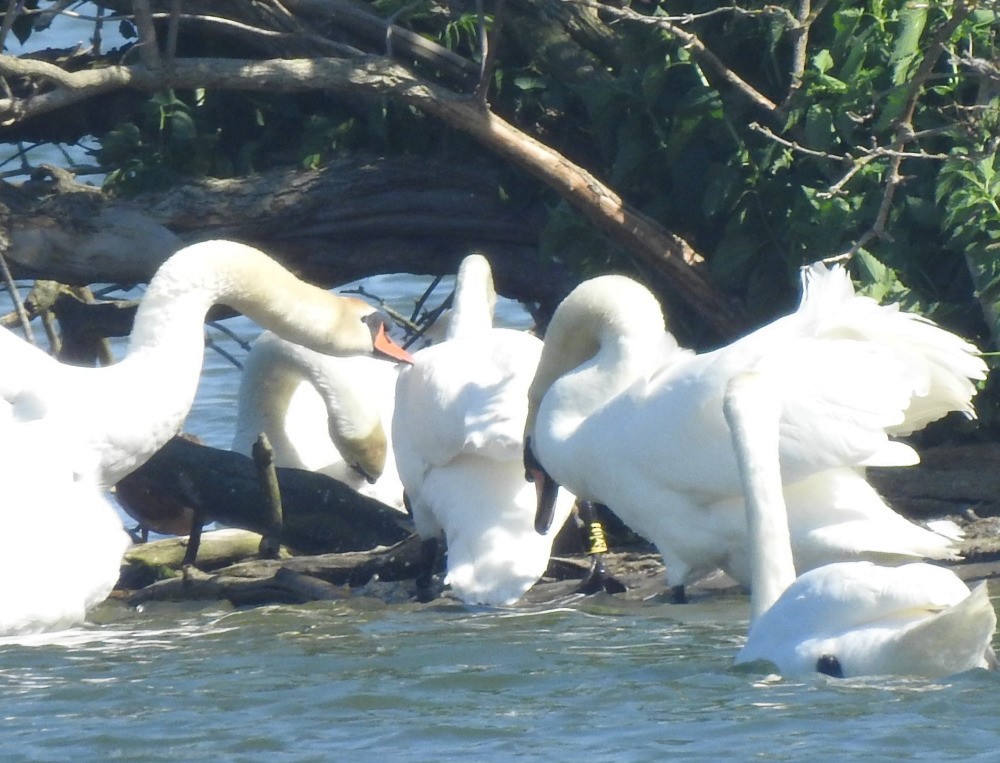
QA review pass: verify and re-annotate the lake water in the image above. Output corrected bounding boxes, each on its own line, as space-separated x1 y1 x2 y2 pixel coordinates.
4 10 1000 760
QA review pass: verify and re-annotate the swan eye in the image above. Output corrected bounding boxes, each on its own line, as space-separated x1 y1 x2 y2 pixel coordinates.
816 654 844 678
362 311 390 338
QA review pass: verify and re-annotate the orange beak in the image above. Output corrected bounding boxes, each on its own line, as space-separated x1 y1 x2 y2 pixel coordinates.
373 324 415 364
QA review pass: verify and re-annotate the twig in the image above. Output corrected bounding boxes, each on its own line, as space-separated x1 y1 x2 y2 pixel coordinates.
0 52 742 335
0 0 22 51
132 0 163 70
252 433 284 559
570 0 779 115
0 249 36 345
166 0 181 63
830 0 976 261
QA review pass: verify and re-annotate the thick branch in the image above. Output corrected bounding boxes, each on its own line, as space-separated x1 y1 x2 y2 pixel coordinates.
0 53 743 335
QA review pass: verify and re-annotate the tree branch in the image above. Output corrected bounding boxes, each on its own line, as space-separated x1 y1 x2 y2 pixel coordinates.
572 0 779 115
0 52 744 336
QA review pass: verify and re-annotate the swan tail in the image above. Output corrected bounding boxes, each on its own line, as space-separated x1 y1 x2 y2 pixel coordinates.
799 264 987 433
889 581 997 676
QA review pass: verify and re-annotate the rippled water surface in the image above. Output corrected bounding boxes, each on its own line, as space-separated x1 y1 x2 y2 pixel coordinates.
2 593 1000 762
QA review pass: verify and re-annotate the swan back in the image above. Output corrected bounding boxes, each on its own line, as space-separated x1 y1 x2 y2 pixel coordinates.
737 562 996 677
393 255 576 605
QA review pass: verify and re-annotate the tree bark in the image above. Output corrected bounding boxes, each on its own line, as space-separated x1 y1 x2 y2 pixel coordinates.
115 435 415 555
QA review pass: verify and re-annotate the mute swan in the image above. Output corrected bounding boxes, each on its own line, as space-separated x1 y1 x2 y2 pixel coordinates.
1 239 413 489
526 264 985 600
724 371 996 678
232 331 406 510
0 239 412 634
393 254 576 606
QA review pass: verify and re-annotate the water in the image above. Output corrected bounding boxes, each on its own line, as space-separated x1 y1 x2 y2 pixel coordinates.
2 593 999 761
5 10 1000 760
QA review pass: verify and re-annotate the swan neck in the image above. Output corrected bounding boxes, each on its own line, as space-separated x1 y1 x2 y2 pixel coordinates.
129 243 356 356
446 254 496 340
723 372 797 624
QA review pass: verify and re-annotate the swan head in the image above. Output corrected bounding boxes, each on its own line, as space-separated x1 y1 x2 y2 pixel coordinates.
329 417 388 484
525 274 667 442
318 300 413 364
525 275 668 533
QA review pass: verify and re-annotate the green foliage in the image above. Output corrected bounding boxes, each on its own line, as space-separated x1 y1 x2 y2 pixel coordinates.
85 0 998 356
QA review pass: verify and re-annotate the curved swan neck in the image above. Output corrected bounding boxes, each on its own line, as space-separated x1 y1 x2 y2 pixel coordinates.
236 333 387 477
446 254 496 341
723 371 797 624
129 241 370 357
527 275 666 438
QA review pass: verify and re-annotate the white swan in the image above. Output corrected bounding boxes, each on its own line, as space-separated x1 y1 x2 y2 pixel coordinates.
724 371 995 678
232 330 406 510
526 263 986 599
0 239 412 634
0 422 130 637
392 254 576 606
1 239 413 488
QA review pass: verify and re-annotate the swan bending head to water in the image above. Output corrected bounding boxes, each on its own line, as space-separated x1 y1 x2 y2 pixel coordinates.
526 264 985 599
0 239 412 635
231 331 406 510
393 254 575 606
724 371 996 678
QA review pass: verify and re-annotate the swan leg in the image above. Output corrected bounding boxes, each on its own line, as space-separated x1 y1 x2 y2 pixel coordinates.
575 501 626 595
182 513 204 567
414 536 443 603
179 473 206 567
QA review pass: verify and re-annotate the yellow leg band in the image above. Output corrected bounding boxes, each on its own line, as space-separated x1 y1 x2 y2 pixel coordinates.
588 521 609 555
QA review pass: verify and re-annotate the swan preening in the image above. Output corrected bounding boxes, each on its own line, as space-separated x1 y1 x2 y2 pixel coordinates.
724 371 996 678
526 263 987 600
0 239 413 635
393 254 576 606
232 331 407 511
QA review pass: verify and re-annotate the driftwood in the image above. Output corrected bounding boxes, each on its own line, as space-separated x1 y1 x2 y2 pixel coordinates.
115 435 414 554
121 530 628 608
114 440 1000 609
125 533 431 606
1 158 576 315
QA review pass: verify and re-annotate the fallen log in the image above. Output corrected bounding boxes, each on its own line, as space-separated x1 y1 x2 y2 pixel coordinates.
115 435 415 554
126 533 429 606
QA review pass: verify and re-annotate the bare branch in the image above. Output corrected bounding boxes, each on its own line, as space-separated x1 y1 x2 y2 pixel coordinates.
0 51 742 335
570 0 779 115
132 0 163 70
